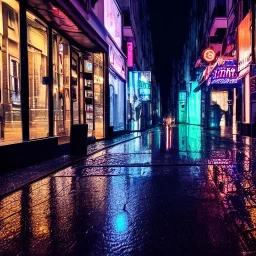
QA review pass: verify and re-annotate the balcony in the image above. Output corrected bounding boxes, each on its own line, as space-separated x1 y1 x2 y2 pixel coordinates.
209 5 227 37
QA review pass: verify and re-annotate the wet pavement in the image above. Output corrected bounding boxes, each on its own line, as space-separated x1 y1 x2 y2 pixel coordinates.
1 125 256 255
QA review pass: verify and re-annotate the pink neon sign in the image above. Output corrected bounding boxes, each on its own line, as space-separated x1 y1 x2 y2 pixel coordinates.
127 42 133 67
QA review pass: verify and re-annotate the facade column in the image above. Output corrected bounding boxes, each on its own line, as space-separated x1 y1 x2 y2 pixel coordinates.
104 53 110 137
20 0 29 140
48 25 54 137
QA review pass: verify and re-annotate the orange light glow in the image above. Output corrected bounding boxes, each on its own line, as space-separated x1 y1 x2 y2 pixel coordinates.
202 48 216 63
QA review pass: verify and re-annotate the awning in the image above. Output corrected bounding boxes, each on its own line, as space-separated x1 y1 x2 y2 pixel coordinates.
28 0 108 52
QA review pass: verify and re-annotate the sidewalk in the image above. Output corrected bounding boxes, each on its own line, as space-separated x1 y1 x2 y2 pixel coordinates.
0 131 142 197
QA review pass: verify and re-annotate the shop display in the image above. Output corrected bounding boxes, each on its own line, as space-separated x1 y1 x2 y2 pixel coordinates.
84 56 94 136
94 53 104 139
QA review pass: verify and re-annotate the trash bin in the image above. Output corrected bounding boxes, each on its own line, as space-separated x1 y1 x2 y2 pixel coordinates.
70 124 88 156
107 126 114 139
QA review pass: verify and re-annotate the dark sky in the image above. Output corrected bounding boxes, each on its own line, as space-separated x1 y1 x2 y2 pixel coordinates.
147 1 192 115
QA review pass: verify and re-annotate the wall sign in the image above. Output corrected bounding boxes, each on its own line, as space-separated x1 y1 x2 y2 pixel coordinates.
104 0 122 48
127 42 134 67
109 45 126 80
238 12 252 72
202 48 216 63
128 71 151 102
207 60 238 85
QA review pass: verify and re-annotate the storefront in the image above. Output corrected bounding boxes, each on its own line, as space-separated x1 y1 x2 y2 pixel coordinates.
194 55 240 130
127 71 151 131
108 43 126 132
103 0 126 132
207 59 239 129
0 0 107 147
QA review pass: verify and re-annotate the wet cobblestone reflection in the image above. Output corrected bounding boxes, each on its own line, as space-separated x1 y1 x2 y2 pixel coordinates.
1 125 256 255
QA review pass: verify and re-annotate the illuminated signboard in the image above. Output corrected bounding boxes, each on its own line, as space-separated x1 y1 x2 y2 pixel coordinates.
109 45 126 80
238 12 252 72
104 0 122 48
129 71 151 102
207 60 238 85
138 72 151 101
127 42 133 67
202 48 216 63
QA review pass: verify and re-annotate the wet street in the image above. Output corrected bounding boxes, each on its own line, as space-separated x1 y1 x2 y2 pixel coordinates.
1 125 256 255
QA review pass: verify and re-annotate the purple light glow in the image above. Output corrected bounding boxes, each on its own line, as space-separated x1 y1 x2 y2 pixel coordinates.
127 42 133 67
207 60 238 85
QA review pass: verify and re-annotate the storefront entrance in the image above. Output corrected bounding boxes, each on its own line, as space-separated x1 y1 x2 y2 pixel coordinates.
211 91 228 127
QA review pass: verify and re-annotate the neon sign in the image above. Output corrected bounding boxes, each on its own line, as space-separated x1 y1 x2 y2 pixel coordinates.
207 60 238 85
127 42 133 67
202 48 216 63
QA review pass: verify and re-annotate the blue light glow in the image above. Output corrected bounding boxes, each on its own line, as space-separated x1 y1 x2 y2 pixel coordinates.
113 212 128 233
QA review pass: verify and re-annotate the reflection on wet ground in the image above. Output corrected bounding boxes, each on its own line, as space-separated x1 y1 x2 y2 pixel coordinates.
1 125 256 255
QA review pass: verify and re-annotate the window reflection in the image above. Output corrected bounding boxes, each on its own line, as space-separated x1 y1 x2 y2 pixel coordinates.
53 33 70 136
30 178 50 240
0 191 22 253
27 12 49 139
0 0 22 144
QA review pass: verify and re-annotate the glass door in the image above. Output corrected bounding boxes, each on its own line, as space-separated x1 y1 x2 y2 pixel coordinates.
94 53 104 139
52 33 70 136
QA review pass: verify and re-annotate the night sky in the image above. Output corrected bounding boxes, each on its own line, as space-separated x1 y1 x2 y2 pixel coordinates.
147 1 192 115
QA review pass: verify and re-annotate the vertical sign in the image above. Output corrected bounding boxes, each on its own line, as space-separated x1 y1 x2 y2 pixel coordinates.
127 42 133 67
238 12 252 72
104 0 122 48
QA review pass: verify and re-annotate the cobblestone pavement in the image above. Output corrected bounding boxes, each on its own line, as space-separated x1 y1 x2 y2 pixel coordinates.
1 125 256 255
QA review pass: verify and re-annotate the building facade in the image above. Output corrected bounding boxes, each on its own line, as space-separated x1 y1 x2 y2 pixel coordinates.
116 0 158 131
177 0 256 137
0 0 156 169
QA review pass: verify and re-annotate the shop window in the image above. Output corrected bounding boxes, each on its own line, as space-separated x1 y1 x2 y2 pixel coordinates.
52 33 70 137
0 1 22 144
27 13 49 139
109 73 125 131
